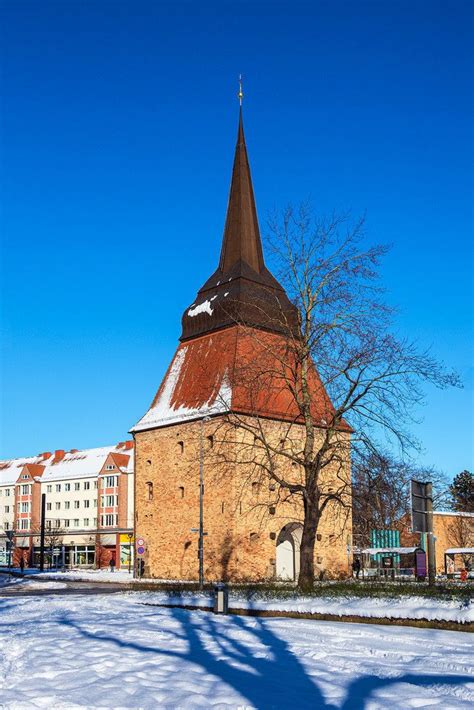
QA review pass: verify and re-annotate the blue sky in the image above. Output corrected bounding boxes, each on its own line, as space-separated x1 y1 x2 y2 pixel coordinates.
1 1 472 476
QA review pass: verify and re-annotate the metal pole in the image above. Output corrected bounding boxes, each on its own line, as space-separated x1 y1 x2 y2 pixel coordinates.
128 534 132 574
199 418 204 590
426 482 436 586
39 493 46 572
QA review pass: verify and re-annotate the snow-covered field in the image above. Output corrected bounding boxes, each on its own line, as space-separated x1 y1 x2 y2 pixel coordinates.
0 593 472 709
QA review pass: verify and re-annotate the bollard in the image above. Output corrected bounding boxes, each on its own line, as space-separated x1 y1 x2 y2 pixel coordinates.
213 582 229 614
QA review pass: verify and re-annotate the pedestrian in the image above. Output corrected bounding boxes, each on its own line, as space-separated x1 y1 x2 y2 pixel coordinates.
352 557 361 580
19 557 25 574
109 556 115 573
460 568 467 583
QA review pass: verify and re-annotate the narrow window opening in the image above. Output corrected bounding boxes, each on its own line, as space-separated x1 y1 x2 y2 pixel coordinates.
249 532 258 541
207 435 214 449
269 506 276 515
146 481 153 501
251 482 259 495
179 486 184 499
147 459 152 466
221 501 225 513
177 441 184 454
316 533 322 542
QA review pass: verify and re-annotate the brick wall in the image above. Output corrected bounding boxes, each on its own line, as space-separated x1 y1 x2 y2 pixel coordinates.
134 416 351 582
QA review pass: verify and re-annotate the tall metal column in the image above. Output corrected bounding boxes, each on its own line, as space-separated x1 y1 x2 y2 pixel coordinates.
425 482 436 586
39 493 46 572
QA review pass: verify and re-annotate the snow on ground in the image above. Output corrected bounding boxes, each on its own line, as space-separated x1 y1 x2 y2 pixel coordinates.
0 594 472 709
137 590 473 624
7 569 471 624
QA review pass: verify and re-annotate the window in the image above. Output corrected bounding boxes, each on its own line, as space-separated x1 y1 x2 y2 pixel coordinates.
146 482 153 501
73 519 80 527
56 502 61 510
178 486 184 499
221 502 225 513
94 481 98 489
93 518 97 526
101 514 117 527
4 505 9 513
75 482 80 491
104 475 117 488
4 522 9 530
269 507 276 515
46 485 52 493
93 499 97 507
269 484 276 492
46 520 52 530
64 520 70 528
46 502 52 511
84 481 90 490
5 489 10 497
55 519 61 527
20 502 30 513
316 556 323 564
21 484 30 495
84 518 90 526
329 534 336 544
105 464 115 471
65 483 71 491
250 532 258 541
0 490 2 496
74 501 80 509
21 474 29 480
252 482 259 495
177 441 184 454
101 495 117 507
207 435 214 449
20 519 29 530
316 534 322 542
56 484 61 493
84 500 90 508
147 459 152 466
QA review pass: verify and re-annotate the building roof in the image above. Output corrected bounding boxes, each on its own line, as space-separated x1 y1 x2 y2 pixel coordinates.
131 325 347 432
180 109 299 341
0 442 134 485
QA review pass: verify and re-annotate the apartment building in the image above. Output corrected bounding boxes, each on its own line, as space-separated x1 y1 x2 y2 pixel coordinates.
0 441 134 568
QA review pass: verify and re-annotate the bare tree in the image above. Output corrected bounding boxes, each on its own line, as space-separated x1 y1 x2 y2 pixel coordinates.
217 205 459 591
352 450 450 547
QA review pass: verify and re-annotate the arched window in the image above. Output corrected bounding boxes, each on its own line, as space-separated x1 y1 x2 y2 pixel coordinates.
178 486 184 499
207 435 214 449
146 481 153 501
146 459 152 466
177 441 184 454
249 532 258 541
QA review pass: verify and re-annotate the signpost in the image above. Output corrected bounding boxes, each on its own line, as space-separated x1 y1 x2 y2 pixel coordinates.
136 537 146 578
410 479 436 586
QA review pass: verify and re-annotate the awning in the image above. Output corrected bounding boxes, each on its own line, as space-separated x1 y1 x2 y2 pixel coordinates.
361 547 420 555
445 548 474 555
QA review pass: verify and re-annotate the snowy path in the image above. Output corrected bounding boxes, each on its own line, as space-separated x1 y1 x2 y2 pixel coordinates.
1 594 472 709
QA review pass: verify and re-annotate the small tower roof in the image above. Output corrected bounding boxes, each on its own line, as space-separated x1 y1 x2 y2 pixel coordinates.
180 99 299 342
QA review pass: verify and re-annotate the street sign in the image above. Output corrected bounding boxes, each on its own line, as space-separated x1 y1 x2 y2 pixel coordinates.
136 537 145 547
137 546 145 556
410 479 430 533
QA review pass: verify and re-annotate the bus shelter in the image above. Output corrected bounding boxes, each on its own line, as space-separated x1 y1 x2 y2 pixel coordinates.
357 546 426 580
444 547 474 578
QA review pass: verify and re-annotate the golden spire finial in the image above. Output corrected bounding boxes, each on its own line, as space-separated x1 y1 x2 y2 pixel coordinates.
238 74 243 106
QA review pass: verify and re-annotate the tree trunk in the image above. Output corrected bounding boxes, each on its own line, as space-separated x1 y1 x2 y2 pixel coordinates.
298 497 319 591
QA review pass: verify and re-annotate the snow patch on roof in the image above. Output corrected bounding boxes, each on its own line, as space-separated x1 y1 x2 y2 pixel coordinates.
0 445 134 485
130 347 232 432
187 295 218 317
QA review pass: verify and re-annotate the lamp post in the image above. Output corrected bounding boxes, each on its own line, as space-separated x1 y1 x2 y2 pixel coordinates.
127 532 133 574
198 416 211 589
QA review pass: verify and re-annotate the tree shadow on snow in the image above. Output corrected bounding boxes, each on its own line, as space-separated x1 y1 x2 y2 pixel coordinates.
55 608 469 709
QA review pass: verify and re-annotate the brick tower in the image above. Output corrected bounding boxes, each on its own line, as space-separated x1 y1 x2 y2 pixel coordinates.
131 106 351 582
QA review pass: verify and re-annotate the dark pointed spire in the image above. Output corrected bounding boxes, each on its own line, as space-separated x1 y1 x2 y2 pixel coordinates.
219 108 265 274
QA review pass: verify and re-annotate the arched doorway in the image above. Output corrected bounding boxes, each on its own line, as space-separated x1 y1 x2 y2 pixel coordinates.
276 523 303 581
